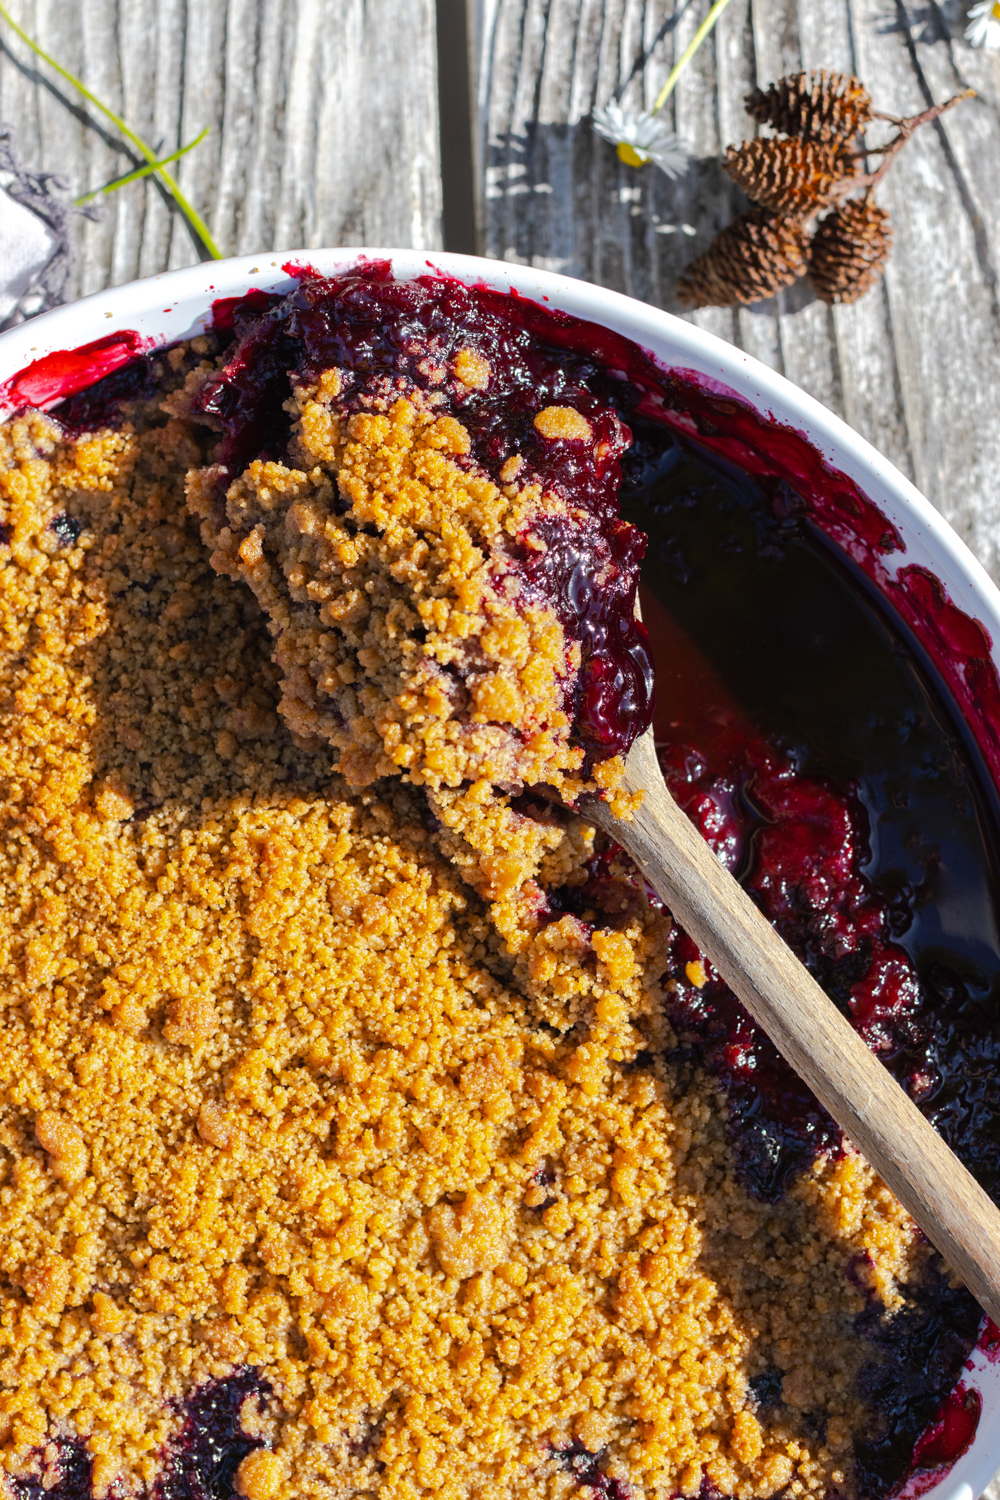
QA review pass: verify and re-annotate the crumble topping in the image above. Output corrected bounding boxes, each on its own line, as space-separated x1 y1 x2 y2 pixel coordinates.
0 340 945 1500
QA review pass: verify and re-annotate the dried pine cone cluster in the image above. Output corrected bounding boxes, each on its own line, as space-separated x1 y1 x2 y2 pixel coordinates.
679 70 893 309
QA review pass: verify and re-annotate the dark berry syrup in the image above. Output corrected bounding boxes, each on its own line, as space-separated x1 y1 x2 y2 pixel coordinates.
6 1371 269 1500
620 426 1000 1199
551 1441 632 1500
10 1439 93 1500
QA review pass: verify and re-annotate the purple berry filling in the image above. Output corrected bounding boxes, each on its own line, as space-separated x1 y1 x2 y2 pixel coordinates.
619 419 999 1494
7 1371 269 1500
52 352 160 434
48 512 82 547
10 1439 92 1500
551 1440 632 1500
153 1368 269 1500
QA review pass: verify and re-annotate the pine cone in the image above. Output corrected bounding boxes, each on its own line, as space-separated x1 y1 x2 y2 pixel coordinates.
723 137 859 219
745 70 873 144
677 208 810 309
809 196 893 304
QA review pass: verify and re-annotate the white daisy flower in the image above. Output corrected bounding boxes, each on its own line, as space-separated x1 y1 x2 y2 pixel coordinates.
592 102 691 179
966 0 1000 48
591 0 735 177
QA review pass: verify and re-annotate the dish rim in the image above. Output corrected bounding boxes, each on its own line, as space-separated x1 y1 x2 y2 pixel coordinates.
1 246 999 1500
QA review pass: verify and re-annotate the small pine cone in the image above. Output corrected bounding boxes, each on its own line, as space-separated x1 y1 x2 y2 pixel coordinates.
809 197 893 304
677 208 810 309
745 70 873 145
723 137 859 219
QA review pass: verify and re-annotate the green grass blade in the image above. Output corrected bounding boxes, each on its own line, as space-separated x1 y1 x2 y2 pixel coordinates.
653 0 736 115
74 127 210 204
0 3 222 258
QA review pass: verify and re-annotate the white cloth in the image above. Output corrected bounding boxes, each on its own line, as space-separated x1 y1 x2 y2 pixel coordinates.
0 182 58 324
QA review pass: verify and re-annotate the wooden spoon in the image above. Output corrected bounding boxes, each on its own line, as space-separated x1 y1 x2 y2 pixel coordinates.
588 724 1000 1327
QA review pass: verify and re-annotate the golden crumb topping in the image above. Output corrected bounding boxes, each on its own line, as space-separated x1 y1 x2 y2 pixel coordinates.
452 350 492 392
533 406 594 443
0 362 928 1500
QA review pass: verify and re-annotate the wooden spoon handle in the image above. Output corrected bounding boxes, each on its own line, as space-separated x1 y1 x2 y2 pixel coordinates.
590 729 1000 1327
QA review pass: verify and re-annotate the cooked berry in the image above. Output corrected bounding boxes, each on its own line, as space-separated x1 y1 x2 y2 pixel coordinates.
748 1369 785 1411
155 1369 269 1500
48 511 82 546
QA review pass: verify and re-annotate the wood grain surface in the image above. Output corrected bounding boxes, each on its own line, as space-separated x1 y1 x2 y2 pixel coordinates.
0 0 443 301
473 0 1000 582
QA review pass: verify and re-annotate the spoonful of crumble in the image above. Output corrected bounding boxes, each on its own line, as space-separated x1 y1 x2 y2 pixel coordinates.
191 383 647 803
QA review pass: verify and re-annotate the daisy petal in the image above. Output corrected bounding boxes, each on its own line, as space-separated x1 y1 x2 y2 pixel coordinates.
646 135 692 180
592 102 692 179
966 0 1000 48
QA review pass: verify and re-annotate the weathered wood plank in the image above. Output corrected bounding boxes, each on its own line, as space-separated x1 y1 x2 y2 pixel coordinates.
0 0 443 301
473 0 1000 583
847 0 1000 575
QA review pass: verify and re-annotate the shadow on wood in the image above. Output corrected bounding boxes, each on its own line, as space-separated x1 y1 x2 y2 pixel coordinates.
485 115 749 309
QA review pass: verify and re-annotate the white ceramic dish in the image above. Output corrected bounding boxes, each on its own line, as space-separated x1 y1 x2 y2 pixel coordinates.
1 249 998 1500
